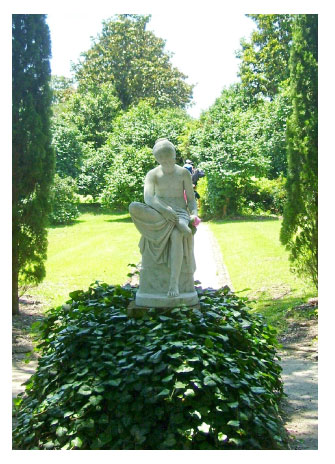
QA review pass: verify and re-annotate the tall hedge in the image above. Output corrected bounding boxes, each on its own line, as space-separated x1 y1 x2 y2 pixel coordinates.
280 14 318 286
12 14 55 314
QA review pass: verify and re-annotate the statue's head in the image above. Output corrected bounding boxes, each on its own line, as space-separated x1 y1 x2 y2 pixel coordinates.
153 138 176 164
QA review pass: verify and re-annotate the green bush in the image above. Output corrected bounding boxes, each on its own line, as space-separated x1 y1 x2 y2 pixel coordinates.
13 283 287 450
49 174 80 225
101 146 154 208
196 177 211 220
239 176 287 216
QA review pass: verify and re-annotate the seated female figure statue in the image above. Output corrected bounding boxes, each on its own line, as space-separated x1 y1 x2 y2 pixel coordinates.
129 138 199 307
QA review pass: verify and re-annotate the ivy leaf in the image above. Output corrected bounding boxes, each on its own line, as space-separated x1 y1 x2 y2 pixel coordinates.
175 381 187 389
89 395 103 406
175 365 194 373
203 376 216 387
228 401 239 408
205 338 214 348
197 422 210 433
56 426 68 437
162 374 174 383
157 388 170 397
105 378 121 387
138 368 153 376
78 385 92 395
70 437 83 448
251 386 267 394
227 420 240 427
218 433 228 442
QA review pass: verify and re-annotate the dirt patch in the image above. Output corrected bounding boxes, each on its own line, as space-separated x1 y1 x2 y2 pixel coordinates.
12 296 45 362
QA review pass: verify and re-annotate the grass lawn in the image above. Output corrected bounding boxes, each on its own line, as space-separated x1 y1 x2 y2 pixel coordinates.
209 217 317 332
30 207 141 309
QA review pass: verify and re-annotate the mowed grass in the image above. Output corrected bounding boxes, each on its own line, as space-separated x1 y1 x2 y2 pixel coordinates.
209 218 317 332
31 208 141 308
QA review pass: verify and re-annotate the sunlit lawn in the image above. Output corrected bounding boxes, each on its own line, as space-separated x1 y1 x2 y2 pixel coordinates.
209 217 317 332
31 208 141 309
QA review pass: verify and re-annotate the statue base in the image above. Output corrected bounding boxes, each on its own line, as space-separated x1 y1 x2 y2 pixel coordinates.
135 290 199 308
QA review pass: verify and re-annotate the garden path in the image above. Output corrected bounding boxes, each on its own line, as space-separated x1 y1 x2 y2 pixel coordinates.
194 222 233 290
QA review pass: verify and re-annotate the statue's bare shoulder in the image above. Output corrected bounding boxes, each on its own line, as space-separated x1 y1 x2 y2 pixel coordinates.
145 166 160 182
179 165 191 177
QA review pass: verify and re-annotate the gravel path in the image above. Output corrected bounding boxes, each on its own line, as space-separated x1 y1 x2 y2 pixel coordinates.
194 222 233 290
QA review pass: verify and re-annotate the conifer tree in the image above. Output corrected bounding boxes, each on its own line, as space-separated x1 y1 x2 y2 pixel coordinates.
12 14 55 314
280 14 318 286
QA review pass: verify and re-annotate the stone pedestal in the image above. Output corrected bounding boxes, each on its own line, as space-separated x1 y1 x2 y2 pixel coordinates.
135 250 198 307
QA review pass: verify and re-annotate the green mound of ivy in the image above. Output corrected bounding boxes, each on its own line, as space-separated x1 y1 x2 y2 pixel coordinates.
13 283 288 450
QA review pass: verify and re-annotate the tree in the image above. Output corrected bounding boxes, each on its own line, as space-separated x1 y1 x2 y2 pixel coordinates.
280 14 318 287
73 14 193 110
188 84 279 216
237 14 293 101
51 116 85 179
101 101 191 207
65 82 121 149
50 75 75 106
12 14 55 314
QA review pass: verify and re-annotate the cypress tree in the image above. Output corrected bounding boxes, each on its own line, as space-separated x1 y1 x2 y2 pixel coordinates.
280 14 318 287
12 15 55 314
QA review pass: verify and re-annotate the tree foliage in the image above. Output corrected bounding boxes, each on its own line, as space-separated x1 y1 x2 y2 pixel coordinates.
51 116 85 179
49 174 80 225
50 75 75 106
187 84 288 217
101 101 191 207
65 82 122 149
73 14 193 110
280 14 318 286
237 14 293 100
12 14 55 314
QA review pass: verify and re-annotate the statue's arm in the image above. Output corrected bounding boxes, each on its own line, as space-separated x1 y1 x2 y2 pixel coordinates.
144 172 178 223
184 170 198 217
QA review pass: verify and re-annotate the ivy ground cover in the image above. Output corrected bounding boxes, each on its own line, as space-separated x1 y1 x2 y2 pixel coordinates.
13 284 288 450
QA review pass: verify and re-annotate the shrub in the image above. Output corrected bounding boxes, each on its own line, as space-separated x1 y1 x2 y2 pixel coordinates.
239 176 287 216
51 117 85 179
49 174 80 225
101 146 154 208
13 283 287 450
77 146 112 199
196 177 211 220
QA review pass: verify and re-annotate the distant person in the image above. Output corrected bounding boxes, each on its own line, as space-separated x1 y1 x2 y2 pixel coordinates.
183 159 193 174
191 167 205 201
192 168 205 187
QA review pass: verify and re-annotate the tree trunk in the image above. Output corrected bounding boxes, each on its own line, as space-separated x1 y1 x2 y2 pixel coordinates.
223 197 230 217
12 243 19 315
12 174 19 315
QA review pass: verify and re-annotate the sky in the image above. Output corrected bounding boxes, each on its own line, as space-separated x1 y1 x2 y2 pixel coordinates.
46 11 255 118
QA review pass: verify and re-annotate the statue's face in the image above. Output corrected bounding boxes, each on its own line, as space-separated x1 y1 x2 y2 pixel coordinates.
155 150 175 165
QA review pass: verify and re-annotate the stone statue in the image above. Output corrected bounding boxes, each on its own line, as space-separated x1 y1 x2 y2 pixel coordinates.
129 138 199 307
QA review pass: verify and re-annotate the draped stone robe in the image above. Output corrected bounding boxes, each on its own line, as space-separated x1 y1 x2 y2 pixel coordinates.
129 195 198 307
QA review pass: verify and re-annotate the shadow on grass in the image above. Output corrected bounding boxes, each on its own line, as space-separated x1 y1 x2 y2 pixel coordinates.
48 218 85 229
246 293 317 334
105 216 133 223
78 204 128 216
211 215 280 225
